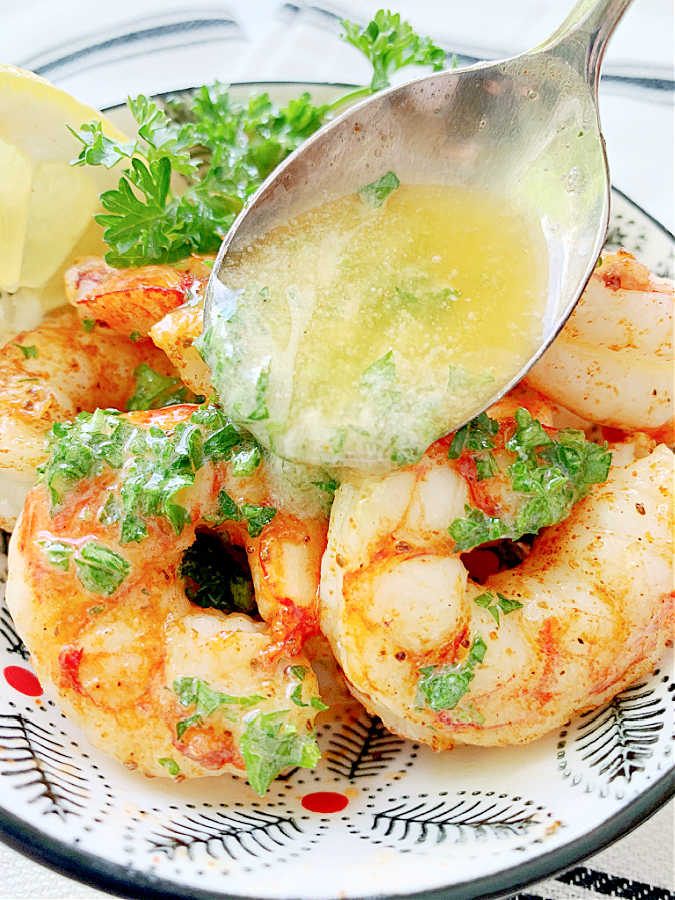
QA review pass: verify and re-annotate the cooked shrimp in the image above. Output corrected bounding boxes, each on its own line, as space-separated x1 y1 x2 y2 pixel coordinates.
65 255 214 395
149 301 213 396
320 406 673 749
526 251 673 438
6 404 328 792
65 255 213 337
0 307 174 531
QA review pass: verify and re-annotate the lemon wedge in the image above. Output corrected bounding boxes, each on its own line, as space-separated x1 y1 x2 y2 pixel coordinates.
0 64 128 292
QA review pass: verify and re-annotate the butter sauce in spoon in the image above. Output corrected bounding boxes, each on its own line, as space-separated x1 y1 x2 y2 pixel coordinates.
202 0 631 473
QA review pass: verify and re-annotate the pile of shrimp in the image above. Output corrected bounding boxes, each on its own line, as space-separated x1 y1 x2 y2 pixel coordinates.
1 248 673 793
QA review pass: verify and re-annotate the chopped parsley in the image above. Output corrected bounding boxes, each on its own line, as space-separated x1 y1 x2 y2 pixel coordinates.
173 676 264 740
247 366 270 421
13 343 38 359
447 411 498 459
416 635 487 711
290 685 308 707
39 538 129 596
126 363 203 411
448 408 611 551
39 404 262 544
311 477 339 499
474 590 523 626
360 349 397 394
217 490 277 538
179 531 257 616
82 318 96 333
70 12 443 267
158 757 180 775
230 442 262 477
240 710 321 797
358 170 400 207
39 539 73 570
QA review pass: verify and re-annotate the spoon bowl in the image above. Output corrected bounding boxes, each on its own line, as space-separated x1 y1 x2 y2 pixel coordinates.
205 0 631 467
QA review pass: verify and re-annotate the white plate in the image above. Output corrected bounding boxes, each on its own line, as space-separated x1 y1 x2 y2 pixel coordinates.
0 84 673 900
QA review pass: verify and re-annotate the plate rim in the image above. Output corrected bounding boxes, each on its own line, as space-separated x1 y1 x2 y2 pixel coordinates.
0 769 672 900
0 80 673 900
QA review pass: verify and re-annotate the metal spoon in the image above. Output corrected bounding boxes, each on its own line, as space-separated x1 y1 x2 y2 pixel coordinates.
205 0 631 466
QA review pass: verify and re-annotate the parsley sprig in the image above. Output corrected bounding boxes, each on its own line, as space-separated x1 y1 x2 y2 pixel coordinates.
341 10 444 93
70 11 445 267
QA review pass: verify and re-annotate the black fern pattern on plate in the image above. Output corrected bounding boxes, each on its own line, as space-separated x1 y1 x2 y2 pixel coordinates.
325 714 405 779
0 712 89 818
558 671 672 794
370 792 542 844
0 605 29 659
147 809 303 860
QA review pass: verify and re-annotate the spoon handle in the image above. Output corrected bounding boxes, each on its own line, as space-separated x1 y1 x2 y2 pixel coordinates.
535 0 633 93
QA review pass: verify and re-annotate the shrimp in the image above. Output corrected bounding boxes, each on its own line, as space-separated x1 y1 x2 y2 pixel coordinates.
64 255 213 338
0 307 175 531
65 255 214 395
319 400 673 749
5 404 329 793
526 251 673 439
149 301 213 396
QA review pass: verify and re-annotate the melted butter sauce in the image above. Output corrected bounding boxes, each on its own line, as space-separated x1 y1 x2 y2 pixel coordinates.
204 183 548 472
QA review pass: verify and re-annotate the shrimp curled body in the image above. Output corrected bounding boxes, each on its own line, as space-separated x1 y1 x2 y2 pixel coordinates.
66 255 215 397
6 406 328 788
526 251 674 439
0 308 173 530
319 423 674 749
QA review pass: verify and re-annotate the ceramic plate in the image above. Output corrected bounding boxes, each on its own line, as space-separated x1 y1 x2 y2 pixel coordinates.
0 82 673 900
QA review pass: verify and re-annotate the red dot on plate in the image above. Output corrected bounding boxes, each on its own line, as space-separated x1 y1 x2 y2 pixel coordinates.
4 666 42 697
301 791 349 814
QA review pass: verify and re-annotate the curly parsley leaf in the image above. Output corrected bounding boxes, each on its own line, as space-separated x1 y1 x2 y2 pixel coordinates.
70 84 329 267
71 12 445 268
240 710 321 796
340 9 445 92
416 635 487 711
